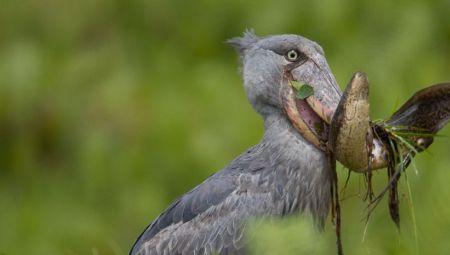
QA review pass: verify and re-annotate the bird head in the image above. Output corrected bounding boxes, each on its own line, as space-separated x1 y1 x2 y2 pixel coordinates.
229 30 341 150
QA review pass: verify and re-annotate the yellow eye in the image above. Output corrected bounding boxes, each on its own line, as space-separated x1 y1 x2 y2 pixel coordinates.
286 50 299 61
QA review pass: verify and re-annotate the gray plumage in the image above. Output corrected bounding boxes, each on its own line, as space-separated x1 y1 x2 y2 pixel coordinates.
130 30 340 255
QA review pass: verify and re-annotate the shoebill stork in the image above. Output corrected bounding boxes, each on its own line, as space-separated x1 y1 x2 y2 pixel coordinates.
130 30 342 255
130 29 450 254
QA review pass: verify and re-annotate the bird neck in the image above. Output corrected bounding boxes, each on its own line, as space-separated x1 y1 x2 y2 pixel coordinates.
261 112 321 154
259 112 331 225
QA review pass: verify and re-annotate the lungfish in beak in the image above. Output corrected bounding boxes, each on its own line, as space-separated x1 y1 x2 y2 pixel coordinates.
330 72 450 172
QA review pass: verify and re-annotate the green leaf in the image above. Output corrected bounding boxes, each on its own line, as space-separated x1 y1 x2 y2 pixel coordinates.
296 84 314 99
291 81 303 90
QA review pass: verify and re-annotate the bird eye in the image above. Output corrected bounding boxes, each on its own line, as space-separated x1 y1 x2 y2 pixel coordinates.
286 50 299 61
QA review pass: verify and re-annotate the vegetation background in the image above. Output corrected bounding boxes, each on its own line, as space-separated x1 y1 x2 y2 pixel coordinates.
1 0 449 254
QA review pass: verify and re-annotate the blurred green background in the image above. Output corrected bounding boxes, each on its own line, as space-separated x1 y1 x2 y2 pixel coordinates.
1 0 449 254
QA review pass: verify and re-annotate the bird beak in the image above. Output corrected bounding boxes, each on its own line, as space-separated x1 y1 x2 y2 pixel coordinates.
282 57 342 150
291 57 342 124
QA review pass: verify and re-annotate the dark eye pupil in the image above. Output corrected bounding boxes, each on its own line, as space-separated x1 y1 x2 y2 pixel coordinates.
288 50 298 60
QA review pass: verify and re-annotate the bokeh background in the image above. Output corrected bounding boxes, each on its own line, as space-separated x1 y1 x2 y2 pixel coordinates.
1 0 449 254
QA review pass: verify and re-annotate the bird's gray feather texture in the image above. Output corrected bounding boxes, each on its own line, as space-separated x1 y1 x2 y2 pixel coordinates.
131 114 331 255
130 32 333 255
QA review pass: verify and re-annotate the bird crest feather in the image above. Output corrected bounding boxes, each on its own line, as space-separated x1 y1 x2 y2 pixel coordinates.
227 29 259 55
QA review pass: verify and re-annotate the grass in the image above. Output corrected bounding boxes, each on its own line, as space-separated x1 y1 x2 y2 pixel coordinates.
358 121 440 250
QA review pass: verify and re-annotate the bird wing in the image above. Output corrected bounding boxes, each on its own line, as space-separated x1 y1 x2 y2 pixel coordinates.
130 146 271 255
130 172 239 254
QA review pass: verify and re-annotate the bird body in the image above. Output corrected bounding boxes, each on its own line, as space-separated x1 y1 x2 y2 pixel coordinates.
131 31 341 255
131 114 330 255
